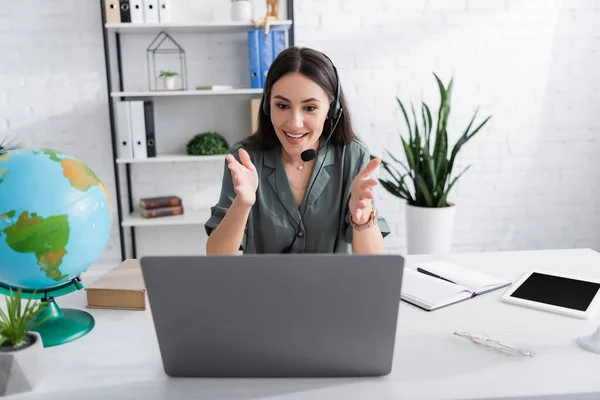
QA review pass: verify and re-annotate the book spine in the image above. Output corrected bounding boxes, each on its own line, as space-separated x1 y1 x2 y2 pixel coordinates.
139 196 182 209
141 205 183 218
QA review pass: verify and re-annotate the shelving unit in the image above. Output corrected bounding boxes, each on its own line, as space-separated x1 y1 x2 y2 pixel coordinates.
105 20 293 34
100 0 295 260
116 154 225 164
122 210 212 227
110 89 264 98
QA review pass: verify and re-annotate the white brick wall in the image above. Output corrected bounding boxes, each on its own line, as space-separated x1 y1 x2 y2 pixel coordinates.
2 0 599 262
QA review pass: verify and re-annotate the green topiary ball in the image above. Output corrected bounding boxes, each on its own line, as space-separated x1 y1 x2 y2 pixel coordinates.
186 132 229 156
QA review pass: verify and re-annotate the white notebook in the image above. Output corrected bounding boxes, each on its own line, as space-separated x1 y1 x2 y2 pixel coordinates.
400 261 512 311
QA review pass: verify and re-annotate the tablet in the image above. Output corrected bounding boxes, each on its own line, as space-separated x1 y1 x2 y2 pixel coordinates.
501 269 600 319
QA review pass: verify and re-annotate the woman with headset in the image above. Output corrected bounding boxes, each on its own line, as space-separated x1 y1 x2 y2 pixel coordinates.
205 46 390 254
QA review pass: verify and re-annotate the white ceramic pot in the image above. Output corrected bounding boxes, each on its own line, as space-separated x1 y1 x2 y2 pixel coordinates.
0 332 44 396
405 203 456 255
164 76 175 90
231 1 252 21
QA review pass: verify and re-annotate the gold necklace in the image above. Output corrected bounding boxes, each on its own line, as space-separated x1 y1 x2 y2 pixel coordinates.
289 182 307 190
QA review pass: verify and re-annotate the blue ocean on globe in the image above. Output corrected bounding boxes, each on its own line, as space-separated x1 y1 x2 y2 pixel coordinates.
0 148 112 290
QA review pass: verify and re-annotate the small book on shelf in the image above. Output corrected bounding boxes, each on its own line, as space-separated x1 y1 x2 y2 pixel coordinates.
141 205 183 218
139 196 184 219
140 195 182 209
400 261 512 311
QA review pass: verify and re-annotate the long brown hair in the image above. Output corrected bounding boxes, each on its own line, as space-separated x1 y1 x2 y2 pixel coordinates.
242 46 358 151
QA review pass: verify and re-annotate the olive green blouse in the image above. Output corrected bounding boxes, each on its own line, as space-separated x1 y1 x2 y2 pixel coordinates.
205 138 391 253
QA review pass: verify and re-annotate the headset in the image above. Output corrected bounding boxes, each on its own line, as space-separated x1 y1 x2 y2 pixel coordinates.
261 51 343 253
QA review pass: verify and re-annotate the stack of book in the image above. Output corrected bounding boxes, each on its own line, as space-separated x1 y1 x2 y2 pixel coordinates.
140 195 183 218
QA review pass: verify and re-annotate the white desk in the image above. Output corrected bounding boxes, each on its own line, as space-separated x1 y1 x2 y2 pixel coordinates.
13 248 600 400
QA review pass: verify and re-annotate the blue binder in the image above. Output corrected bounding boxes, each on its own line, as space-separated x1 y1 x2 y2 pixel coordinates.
248 29 288 88
247 30 261 89
258 31 274 88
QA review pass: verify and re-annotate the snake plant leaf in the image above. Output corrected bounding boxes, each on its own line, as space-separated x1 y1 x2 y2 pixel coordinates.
384 149 411 176
411 102 421 177
437 165 472 207
449 114 492 177
396 97 413 143
423 102 433 147
422 151 436 190
379 179 406 199
414 175 434 207
380 159 403 184
401 136 416 172
434 128 448 182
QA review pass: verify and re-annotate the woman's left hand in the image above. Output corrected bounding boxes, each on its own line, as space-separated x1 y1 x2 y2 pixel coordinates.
349 157 381 224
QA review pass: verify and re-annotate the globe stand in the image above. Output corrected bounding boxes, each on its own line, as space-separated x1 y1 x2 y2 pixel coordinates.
29 296 95 348
0 276 95 348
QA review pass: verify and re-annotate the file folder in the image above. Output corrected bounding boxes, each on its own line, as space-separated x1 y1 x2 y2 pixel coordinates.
143 101 156 158
119 0 131 23
158 0 171 23
144 0 160 23
258 31 274 88
129 101 147 159
130 0 144 23
115 102 133 159
247 30 261 88
104 0 121 23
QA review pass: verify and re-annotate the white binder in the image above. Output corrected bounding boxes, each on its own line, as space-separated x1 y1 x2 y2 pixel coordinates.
129 101 148 159
143 0 160 23
115 102 133 159
158 0 171 22
130 0 144 23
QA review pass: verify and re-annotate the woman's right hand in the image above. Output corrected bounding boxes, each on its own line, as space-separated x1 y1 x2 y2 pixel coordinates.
227 148 258 207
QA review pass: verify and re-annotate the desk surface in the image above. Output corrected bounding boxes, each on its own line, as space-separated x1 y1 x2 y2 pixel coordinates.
12 248 600 400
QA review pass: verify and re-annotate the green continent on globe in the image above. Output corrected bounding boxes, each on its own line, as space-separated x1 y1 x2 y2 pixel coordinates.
0 152 9 162
0 210 16 221
34 148 63 163
2 211 70 282
0 168 6 185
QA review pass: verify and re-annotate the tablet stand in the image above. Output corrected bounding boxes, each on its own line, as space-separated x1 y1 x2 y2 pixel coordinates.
578 326 600 354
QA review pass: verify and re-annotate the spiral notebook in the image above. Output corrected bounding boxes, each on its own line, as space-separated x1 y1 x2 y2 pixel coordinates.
400 261 512 311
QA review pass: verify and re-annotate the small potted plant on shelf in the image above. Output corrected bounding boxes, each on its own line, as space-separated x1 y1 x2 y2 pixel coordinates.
0 288 50 396
377 73 491 255
187 132 230 156
159 70 179 90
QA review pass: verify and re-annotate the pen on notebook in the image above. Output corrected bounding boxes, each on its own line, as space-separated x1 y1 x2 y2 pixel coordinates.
417 268 456 284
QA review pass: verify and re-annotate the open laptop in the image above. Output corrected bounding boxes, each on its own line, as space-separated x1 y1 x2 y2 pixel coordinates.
140 253 404 378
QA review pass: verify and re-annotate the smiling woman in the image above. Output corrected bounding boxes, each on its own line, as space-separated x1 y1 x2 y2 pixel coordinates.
204 46 390 255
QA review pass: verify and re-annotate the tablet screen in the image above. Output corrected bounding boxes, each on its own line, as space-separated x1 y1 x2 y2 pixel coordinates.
509 272 600 311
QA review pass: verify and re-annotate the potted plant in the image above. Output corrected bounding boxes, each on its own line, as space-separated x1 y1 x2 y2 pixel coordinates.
187 132 229 156
0 288 50 396
159 70 179 90
377 73 491 255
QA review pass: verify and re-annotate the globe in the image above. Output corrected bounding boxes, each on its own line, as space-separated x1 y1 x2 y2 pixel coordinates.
0 147 112 347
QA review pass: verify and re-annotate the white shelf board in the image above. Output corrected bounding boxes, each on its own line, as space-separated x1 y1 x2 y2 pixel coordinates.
122 210 211 227
116 154 225 164
104 20 293 34
111 89 263 98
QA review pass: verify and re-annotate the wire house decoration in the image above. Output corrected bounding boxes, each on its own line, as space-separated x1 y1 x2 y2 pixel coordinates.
147 31 188 91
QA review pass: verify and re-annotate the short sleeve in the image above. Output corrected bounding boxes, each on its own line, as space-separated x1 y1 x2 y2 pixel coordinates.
204 147 247 250
343 144 391 243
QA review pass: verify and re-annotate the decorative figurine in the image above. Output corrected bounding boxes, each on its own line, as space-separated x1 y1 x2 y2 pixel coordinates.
252 0 280 35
